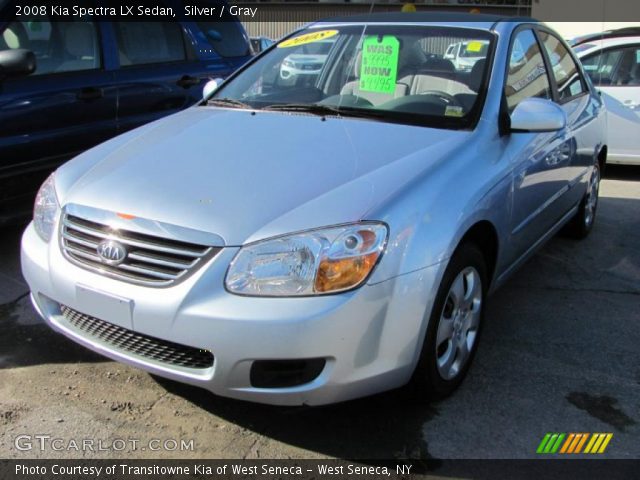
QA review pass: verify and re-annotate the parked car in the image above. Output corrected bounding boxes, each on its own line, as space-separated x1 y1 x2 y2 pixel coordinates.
569 27 640 47
250 36 275 54
573 29 640 165
0 1 252 225
279 38 335 83
444 39 490 71
22 13 606 406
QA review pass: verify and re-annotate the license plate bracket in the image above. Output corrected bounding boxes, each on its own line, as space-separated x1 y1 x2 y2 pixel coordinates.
75 285 134 330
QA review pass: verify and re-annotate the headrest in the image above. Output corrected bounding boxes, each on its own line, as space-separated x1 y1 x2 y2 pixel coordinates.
422 58 456 74
2 22 29 50
64 23 95 59
468 58 486 92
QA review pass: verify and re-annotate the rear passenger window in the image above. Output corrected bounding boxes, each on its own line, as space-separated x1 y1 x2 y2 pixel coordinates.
505 29 552 111
583 46 640 87
538 31 586 100
114 23 187 66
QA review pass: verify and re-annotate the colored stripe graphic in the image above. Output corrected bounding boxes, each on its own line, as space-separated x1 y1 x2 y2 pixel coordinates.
597 433 613 453
537 433 552 453
574 433 589 453
537 433 613 454
560 433 575 453
584 433 599 453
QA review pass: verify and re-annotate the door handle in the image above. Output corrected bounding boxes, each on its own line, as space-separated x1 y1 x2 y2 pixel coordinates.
176 75 200 89
623 100 639 109
77 87 103 101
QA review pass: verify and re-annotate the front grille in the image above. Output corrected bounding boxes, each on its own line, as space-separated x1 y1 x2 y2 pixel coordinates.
60 214 220 287
61 305 214 369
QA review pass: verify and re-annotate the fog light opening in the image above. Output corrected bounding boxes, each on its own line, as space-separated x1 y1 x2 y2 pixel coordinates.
250 358 326 388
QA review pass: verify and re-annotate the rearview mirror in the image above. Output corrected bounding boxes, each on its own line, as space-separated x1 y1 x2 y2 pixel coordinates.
0 49 36 79
510 97 566 133
203 78 223 100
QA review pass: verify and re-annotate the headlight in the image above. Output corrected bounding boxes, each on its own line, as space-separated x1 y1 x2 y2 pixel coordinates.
33 173 60 242
226 223 388 297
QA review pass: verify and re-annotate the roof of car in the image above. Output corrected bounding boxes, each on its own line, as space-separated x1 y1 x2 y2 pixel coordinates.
571 27 640 47
315 11 538 29
575 36 640 56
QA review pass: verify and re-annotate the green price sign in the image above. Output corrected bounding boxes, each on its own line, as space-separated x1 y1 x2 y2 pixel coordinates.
359 35 400 94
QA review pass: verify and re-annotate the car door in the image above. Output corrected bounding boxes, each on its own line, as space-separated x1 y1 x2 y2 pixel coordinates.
0 15 117 217
537 29 601 208
504 27 573 263
581 43 640 164
107 20 212 134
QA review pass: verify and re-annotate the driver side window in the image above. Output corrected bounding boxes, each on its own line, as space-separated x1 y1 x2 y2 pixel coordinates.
505 29 552 111
1 19 101 75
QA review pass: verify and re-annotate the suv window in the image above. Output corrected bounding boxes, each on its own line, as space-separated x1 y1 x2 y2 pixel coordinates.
1 19 101 75
582 46 640 87
114 22 187 66
195 21 251 58
538 31 586 100
505 29 552 111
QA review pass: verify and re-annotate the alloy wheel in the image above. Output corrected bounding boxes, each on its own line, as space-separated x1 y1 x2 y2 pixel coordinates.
584 166 600 227
435 266 482 380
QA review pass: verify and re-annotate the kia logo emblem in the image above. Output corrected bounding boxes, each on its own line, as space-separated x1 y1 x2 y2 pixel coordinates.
96 240 127 265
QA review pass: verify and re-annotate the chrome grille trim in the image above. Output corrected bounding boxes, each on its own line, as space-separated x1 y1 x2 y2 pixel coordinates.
60 305 214 370
60 212 222 287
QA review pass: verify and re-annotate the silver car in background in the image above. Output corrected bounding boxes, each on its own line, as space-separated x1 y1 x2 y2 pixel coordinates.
22 14 607 406
574 31 640 165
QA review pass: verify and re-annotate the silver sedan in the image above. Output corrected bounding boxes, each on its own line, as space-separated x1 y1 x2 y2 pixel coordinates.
22 13 607 405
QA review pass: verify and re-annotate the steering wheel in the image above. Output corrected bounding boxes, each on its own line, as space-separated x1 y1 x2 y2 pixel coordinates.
418 90 461 107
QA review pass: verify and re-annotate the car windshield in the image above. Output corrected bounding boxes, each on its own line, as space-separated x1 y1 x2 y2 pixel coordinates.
209 24 494 129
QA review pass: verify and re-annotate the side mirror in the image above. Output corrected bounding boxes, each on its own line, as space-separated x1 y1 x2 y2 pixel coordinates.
0 49 36 79
510 97 566 133
203 77 223 100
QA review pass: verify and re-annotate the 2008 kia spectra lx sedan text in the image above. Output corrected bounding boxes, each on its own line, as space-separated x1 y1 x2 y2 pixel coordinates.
21 14 607 406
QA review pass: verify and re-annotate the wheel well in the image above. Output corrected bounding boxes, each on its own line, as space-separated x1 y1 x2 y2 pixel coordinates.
459 221 499 284
598 146 607 173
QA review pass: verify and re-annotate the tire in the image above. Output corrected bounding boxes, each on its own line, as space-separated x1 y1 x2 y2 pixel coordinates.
410 243 487 400
564 163 600 239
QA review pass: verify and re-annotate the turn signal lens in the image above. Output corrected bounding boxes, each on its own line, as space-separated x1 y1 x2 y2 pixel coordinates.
315 252 380 293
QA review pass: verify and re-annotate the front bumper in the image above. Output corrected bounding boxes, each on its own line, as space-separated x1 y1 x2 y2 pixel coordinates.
21 221 444 405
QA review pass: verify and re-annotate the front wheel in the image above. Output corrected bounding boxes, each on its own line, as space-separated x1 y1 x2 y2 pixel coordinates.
410 243 487 400
564 163 600 239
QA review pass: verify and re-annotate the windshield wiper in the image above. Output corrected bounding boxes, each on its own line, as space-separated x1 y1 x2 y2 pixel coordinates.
262 103 385 120
205 97 252 109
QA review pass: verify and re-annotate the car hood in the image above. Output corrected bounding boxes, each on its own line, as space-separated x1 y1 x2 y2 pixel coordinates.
61 107 469 246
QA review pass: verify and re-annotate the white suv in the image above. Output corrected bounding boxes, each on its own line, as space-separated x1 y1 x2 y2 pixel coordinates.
574 30 640 165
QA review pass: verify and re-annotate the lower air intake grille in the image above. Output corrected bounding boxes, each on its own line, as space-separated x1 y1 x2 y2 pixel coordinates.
60 305 214 369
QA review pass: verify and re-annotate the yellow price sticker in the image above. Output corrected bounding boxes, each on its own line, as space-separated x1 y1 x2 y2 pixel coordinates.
466 41 484 53
278 30 339 49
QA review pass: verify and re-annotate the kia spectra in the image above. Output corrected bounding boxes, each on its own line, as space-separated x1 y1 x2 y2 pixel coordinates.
21 13 607 405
